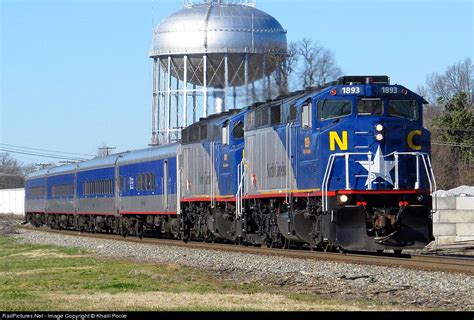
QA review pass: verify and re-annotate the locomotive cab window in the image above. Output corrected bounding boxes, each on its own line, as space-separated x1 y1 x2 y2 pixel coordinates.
357 99 383 115
222 123 229 145
232 121 244 139
388 100 420 121
200 124 208 140
289 105 297 122
318 99 352 121
270 105 281 125
301 100 312 129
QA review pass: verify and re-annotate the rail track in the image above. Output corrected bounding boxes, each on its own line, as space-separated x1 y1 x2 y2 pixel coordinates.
18 225 474 275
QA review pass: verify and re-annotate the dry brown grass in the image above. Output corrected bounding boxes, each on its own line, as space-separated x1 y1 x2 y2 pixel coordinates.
44 291 371 311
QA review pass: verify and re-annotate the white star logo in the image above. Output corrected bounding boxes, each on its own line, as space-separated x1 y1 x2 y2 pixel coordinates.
357 146 396 187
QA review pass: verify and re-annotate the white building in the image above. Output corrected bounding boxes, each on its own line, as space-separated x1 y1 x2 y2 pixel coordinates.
0 188 25 215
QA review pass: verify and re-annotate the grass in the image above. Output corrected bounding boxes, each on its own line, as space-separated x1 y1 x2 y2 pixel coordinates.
0 235 411 311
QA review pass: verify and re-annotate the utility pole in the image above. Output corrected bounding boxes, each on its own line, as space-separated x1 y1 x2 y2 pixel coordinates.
35 163 52 170
59 160 77 165
97 147 116 157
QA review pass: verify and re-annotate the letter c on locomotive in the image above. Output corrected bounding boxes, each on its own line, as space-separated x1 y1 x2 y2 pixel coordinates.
407 130 422 150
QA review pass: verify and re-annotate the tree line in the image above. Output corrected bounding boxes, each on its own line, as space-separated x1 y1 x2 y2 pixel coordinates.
419 58 474 189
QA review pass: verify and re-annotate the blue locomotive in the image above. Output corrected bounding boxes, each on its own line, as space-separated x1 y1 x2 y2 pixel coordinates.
25 75 436 253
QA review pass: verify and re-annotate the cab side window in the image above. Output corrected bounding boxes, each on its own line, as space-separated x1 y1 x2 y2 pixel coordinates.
301 101 312 129
318 100 352 121
232 121 244 139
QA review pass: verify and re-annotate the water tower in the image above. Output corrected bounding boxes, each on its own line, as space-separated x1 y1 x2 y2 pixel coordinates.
149 0 287 145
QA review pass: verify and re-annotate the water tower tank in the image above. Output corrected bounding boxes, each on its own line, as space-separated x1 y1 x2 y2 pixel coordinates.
149 0 288 145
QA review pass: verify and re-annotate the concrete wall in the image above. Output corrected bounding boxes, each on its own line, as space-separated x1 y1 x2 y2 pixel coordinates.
433 196 474 243
0 188 25 215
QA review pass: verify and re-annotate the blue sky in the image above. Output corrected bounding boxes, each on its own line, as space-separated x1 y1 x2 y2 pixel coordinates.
1 0 473 165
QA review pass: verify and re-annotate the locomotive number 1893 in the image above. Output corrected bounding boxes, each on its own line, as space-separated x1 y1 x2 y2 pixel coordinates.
381 86 398 94
341 87 360 94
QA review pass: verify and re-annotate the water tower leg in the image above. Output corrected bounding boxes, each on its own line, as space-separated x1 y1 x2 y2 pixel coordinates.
167 56 172 144
233 86 236 109
175 68 180 142
224 53 229 112
203 54 208 118
193 84 197 123
245 53 249 106
160 58 166 145
183 55 188 129
151 57 158 145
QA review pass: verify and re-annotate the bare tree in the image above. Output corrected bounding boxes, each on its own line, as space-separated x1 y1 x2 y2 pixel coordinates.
270 41 299 96
426 58 473 104
296 38 342 88
0 153 25 189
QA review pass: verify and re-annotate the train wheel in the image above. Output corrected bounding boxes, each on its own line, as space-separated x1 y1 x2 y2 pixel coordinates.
324 244 334 252
393 249 403 255
182 232 191 243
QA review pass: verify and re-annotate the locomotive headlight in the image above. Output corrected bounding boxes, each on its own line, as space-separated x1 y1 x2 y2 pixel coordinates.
339 194 349 203
375 124 384 132
375 133 384 142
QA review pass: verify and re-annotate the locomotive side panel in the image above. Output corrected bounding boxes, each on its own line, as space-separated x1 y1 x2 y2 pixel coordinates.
180 143 219 200
244 126 297 196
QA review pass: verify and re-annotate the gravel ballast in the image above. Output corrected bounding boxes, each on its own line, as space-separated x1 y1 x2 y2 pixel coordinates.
8 226 474 311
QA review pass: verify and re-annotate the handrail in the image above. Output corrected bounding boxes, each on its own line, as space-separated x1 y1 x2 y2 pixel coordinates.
236 158 246 218
176 147 182 216
321 151 437 213
285 123 293 203
210 142 216 209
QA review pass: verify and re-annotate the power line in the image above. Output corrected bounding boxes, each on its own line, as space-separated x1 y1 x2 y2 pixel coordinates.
0 143 95 157
0 147 88 161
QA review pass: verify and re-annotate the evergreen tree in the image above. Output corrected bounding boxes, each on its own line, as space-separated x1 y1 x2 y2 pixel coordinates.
431 92 474 161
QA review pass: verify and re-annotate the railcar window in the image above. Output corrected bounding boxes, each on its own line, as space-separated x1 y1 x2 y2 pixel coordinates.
200 124 208 140
182 129 189 143
232 121 244 139
137 175 142 191
301 101 312 129
245 112 255 130
270 105 281 125
52 184 74 197
222 124 229 145
357 99 383 115
191 126 199 142
145 174 151 190
29 186 45 198
255 108 269 128
388 100 420 120
289 105 297 122
318 100 352 120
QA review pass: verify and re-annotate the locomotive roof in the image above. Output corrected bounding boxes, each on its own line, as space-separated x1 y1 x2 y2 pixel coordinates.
187 108 243 128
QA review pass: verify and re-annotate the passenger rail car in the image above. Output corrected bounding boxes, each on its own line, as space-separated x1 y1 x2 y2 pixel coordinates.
26 144 179 238
25 75 436 253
